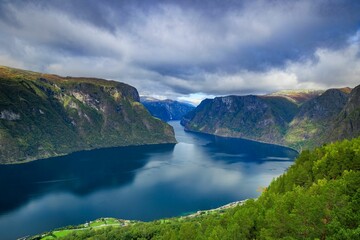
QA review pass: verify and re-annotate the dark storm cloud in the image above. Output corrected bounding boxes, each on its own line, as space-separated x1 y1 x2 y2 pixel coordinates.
0 0 359 102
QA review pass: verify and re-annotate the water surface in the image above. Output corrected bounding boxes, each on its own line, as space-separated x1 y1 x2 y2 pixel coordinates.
0 121 298 239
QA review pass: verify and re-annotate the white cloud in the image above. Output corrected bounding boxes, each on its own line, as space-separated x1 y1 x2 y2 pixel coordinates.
0 0 359 102
286 44 360 89
178 93 217 106
179 42 360 96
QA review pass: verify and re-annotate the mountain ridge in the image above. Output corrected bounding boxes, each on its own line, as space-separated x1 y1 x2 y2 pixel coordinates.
267 89 325 105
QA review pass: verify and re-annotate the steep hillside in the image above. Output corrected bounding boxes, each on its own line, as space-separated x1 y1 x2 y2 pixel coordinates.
181 95 299 144
141 97 195 121
329 85 360 141
35 136 360 240
182 86 359 150
284 88 350 150
0 66 176 164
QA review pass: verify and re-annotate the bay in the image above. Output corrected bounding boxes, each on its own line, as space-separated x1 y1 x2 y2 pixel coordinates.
0 121 297 239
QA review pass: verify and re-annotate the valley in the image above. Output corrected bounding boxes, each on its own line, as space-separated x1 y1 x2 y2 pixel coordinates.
1 1 360 238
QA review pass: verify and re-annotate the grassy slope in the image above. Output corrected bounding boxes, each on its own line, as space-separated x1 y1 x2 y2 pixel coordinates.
0 66 176 163
33 136 360 240
267 89 324 105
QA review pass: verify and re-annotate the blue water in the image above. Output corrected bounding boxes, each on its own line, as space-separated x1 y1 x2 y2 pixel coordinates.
0 121 298 239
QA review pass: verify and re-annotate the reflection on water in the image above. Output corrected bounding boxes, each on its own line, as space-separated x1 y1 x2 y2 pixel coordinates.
0 121 298 239
0 144 175 214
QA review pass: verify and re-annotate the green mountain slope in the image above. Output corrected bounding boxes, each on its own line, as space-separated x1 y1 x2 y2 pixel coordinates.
182 86 359 150
35 136 360 240
181 95 299 144
0 66 176 164
284 88 351 150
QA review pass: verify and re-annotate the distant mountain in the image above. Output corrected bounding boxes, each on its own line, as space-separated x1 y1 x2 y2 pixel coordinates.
182 86 359 150
0 66 176 164
141 97 195 121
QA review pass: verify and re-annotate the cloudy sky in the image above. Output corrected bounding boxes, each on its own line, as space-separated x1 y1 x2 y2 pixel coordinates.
0 0 360 104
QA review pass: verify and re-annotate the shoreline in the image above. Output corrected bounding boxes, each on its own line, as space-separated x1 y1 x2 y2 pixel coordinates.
0 142 177 165
181 199 249 219
183 127 300 153
25 199 251 239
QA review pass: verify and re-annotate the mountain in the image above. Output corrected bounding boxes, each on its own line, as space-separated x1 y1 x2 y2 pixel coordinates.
141 97 195 121
181 95 299 144
0 66 176 164
182 87 359 150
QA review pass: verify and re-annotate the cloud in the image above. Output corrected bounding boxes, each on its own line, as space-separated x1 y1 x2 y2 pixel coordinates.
0 0 359 102
174 42 360 97
287 44 360 89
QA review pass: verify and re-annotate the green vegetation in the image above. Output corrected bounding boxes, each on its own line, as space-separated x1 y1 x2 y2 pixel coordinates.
33 136 360 239
32 218 134 240
0 66 176 163
284 88 351 150
182 95 299 145
183 86 360 151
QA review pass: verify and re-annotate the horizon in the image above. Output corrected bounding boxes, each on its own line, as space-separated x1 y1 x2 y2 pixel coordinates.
0 64 354 106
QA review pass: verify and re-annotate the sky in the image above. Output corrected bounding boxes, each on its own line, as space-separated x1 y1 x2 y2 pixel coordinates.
0 0 360 105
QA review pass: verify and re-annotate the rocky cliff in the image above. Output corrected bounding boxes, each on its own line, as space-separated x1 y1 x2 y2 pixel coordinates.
0 66 176 163
328 85 360 142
